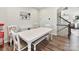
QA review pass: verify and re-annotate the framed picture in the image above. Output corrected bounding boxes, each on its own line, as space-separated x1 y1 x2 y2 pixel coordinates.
20 11 31 20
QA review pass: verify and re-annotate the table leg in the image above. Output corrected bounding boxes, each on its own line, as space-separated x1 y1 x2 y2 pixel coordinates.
46 34 49 41
34 45 36 51
28 42 31 51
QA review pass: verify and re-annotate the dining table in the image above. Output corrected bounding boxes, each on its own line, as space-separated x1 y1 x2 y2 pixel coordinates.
17 27 53 51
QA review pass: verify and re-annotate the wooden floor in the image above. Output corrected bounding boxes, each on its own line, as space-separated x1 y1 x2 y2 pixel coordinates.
0 35 69 51
37 36 69 51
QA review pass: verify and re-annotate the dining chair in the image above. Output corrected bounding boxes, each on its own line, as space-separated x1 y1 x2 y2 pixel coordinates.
10 30 28 51
7 25 17 46
10 30 20 51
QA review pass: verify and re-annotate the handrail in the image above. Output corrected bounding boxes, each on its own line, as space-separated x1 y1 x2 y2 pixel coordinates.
59 16 71 24
57 24 68 26
58 16 72 39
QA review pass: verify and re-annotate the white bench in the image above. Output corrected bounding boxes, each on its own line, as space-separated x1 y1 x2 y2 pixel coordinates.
32 34 49 51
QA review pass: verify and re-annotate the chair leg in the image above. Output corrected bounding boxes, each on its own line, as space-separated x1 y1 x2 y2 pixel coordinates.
13 41 16 51
13 44 15 51
10 38 12 47
50 34 52 40
9 36 13 47
2 38 4 48
18 43 21 51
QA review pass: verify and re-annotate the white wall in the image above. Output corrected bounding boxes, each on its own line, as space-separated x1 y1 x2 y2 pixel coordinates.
0 8 8 43
7 7 39 28
0 7 39 43
39 7 58 35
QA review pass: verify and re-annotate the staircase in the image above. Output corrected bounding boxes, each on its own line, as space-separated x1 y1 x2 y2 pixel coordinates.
57 16 71 37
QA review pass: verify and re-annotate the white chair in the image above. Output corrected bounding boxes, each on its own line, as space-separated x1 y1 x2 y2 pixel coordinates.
10 30 20 51
7 25 21 47
7 25 17 46
10 30 28 51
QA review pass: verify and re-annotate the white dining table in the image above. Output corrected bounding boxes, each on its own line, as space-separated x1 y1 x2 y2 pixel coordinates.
17 27 53 51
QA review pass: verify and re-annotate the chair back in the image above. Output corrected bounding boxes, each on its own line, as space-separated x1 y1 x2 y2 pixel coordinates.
8 25 17 34
10 30 20 51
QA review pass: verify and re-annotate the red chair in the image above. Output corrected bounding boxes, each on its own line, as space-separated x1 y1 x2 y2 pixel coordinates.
0 32 4 48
